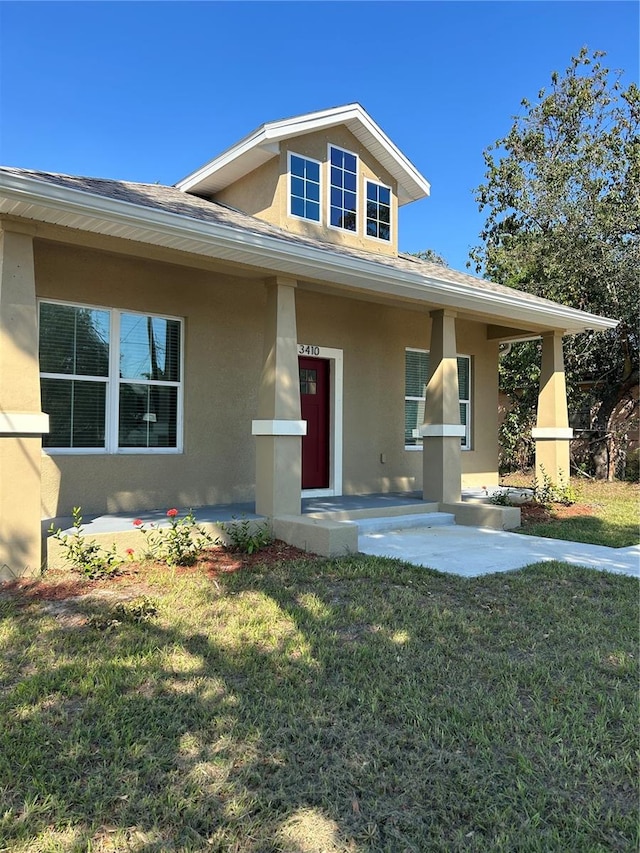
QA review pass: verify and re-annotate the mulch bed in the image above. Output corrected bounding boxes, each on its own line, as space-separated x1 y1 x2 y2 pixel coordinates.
0 540 311 603
519 502 596 525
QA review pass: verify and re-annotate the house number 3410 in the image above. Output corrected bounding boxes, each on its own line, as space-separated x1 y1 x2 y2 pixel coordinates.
298 344 320 356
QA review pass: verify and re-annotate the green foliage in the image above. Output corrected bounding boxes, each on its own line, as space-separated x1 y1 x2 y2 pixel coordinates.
135 509 213 566
219 515 273 554
488 489 516 506
625 448 639 482
472 48 639 478
410 248 448 266
48 507 122 579
533 467 579 507
115 596 159 623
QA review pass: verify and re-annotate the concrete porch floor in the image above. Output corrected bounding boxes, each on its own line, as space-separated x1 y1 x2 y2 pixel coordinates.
43 491 434 536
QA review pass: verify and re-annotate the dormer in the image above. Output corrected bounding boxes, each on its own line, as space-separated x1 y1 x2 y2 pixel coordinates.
175 104 430 257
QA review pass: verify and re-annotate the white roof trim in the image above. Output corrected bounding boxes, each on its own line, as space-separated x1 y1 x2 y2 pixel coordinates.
175 104 431 206
0 171 618 335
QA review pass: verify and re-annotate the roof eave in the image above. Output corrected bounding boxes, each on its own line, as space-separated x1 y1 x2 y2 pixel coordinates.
0 172 618 336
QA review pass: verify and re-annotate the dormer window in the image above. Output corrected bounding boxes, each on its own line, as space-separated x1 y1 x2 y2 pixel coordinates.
329 145 357 232
366 180 391 242
289 153 321 222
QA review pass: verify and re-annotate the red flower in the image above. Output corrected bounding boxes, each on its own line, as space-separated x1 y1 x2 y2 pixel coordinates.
126 548 135 555
166 508 179 518
133 518 143 527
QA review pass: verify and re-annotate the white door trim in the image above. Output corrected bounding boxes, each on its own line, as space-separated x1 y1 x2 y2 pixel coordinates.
298 344 343 498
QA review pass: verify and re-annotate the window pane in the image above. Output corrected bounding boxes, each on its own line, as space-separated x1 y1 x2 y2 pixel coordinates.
39 303 109 377
345 191 356 211
379 224 390 241
330 147 342 166
367 220 377 237
331 166 342 188
307 161 320 182
331 186 342 207
290 155 305 177
120 314 180 382
380 187 390 205
405 350 430 397
306 201 320 221
344 171 356 191
291 196 304 217
41 378 106 448
330 208 342 227
457 357 469 399
367 182 377 201
119 384 178 448
307 181 320 202
379 205 390 224
405 400 419 446
291 176 304 198
344 152 356 172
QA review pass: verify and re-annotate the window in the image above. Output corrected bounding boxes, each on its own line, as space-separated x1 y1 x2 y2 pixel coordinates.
329 145 357 231
405 349 471 450
39 301 182 452
365 180 391 241
289 153 321 222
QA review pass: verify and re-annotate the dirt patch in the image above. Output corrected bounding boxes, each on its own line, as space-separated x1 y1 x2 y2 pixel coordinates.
0 541 312 603
519 502 596 525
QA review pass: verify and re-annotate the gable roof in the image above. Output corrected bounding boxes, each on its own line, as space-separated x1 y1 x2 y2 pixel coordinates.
175 104 431 206
0 166 617 335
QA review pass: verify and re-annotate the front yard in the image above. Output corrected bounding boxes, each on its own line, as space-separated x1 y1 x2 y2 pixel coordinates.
503 476 639 548
1 548 637 852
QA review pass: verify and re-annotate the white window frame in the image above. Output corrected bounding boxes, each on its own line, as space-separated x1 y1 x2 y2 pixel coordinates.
39 299 184 454
327 144 359 234
364 178 392 243
405 348 471 451
287 151 322 223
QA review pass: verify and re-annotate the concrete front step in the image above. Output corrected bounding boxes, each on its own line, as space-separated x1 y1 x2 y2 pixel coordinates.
356 512 455 534
305 502 440 522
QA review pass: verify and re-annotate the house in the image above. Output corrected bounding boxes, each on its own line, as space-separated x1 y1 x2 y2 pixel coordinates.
0 104 617 576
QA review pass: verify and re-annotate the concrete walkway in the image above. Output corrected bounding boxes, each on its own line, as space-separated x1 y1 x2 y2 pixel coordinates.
359 523 640 578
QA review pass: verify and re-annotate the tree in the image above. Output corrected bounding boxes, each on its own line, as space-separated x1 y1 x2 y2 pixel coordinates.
471 48 639 479
411 248 448 266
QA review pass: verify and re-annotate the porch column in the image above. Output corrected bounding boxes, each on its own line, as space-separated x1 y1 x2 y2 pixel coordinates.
0 225 49 579
421 309 465 503
532 331 572 482
252 277 306 517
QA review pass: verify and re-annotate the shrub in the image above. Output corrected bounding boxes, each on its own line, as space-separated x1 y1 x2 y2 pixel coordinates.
533 467 579 507
48 507 122 579
219 516 272 554
134 509 213 566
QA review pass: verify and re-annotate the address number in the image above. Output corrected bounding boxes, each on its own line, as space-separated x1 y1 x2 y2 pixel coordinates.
298 344 320 356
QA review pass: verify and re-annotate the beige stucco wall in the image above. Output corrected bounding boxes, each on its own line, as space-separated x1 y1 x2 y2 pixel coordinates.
213 125 399 256
36 240 264 518
35 240 499 519
296 291 500 495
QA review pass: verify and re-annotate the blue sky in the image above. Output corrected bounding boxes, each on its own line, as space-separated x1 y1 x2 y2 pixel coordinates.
1 1 637 271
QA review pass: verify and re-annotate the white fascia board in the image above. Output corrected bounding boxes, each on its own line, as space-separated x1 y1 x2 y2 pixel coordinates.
0 172 618 334
175 103 430 203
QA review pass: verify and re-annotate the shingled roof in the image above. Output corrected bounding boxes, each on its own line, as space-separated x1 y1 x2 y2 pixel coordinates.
0 166 619 333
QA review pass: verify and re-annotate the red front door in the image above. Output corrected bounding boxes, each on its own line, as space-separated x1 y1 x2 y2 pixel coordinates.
299 357 330 489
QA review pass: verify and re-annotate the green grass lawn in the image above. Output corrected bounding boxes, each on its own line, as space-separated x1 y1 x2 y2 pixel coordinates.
1 554 638 852
503 476 640 548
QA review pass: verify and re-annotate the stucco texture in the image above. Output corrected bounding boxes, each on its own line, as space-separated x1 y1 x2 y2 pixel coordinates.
36 240 499 519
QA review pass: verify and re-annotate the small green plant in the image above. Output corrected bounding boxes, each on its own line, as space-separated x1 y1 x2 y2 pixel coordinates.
488 489 514 506
533 467 579 507
48 507 122 579
115 596 159 623
219 516 272 554
134 509 213 566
